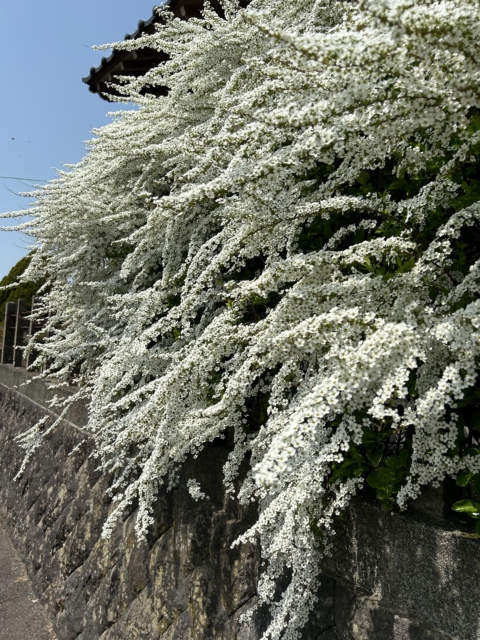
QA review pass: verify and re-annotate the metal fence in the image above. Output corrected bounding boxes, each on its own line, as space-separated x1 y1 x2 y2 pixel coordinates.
0 296 42 368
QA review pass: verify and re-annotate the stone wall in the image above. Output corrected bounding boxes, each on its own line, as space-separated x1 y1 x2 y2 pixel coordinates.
0 364 479 640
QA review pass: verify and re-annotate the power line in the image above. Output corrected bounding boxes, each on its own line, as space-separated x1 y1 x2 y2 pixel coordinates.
0 175 48 183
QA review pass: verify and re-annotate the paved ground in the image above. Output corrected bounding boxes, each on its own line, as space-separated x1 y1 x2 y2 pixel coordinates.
0 518 56 640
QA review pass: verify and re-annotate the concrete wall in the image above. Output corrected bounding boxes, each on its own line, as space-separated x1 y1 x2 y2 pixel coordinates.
0 364 478 640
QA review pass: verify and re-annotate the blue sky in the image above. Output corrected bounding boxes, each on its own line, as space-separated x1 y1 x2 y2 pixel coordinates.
0 0 160 278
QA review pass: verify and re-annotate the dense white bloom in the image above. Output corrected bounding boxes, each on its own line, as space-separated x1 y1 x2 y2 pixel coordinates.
5 0 480 637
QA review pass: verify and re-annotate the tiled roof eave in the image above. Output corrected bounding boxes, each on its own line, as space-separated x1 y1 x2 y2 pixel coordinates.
82 2 169 86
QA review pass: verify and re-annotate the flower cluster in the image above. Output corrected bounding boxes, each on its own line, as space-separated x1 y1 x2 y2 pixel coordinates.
6 0 480 637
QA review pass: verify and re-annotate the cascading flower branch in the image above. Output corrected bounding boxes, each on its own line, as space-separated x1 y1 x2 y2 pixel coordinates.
5 0 480 637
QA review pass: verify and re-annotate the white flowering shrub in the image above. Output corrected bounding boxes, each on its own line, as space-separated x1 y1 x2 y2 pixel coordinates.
6 0 480 637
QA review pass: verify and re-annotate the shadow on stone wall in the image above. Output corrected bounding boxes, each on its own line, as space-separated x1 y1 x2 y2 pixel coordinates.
322 496 480 640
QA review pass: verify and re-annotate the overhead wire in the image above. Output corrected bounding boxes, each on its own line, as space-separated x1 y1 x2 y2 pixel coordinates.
0 176 48 183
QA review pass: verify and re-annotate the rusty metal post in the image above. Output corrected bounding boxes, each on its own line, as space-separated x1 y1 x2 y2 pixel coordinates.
13 298 29 367
28 295 37 339
1 302 17 364
27 295 42 368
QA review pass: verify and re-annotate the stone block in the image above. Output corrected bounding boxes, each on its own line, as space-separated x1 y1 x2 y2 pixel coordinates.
209 513 259 616
162 609 194 640
300 575 336 639
99 585 162 640
149 527 187 632
323 499 480 639
187 558 230 639
334 583 451 640
230 597 270 640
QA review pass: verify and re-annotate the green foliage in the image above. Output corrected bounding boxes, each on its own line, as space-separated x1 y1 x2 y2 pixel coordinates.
323 113 480 519
453 469 480 536
331 425 412 512
0 255 43 328
451 498 480 514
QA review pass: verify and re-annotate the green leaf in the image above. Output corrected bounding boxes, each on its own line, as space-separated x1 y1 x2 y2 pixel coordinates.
452 499 480 514
349 443 364 461
381 500 394 512
387 179 408 192
473 474 480 493
353 467 367 477
366 472 387 490
356 170 370 186
395 256 415 274
366 448 383 467
472 412 480 431
476 521 480 536
456 416 466 441
353 227 365 244
398 449 410 467
362 428 378 446
364 256 374 273
366 475 383 490
468 114 480 134
456 471 474 487
451 191 480 212
467 512 480 520
385 456 401 470
403 257 415 272
377 467 396 483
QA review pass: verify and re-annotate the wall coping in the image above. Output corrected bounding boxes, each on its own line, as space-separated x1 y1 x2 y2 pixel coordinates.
0 364 89 431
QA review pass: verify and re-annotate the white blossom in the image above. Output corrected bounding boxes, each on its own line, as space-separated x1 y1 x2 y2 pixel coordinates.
4 0 480 638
